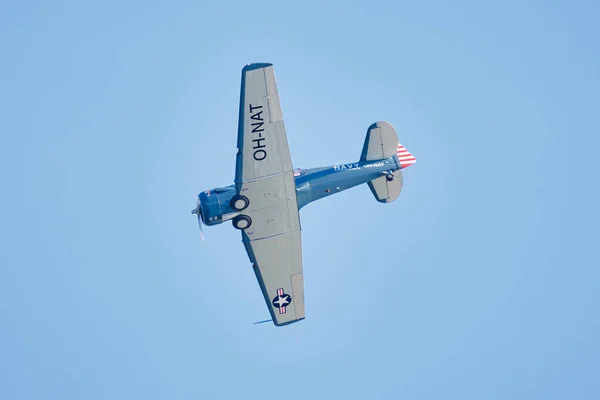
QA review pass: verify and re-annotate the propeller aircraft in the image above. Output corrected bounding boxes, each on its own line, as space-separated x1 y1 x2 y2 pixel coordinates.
192 63 416 326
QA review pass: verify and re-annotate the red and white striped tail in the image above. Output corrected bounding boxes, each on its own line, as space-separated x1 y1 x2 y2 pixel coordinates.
396 143 416 169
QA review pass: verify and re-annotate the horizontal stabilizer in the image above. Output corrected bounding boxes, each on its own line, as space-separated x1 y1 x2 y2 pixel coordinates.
368 169 403 203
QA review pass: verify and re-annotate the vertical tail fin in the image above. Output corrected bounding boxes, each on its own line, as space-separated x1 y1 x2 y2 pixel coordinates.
396 143 416 169
360 121 399 161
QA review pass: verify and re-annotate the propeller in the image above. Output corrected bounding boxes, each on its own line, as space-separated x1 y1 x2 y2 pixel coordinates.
191 198 204 241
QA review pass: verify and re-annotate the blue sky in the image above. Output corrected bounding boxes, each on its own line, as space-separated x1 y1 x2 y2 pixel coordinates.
1 1 599 399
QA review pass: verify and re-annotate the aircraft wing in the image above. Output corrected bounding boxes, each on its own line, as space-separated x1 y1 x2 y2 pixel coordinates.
235 63 305 326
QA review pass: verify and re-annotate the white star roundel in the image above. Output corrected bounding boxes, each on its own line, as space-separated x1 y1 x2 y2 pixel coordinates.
271 288 292 314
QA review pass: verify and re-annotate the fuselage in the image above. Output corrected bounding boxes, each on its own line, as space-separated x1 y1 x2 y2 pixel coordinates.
197 155 400 227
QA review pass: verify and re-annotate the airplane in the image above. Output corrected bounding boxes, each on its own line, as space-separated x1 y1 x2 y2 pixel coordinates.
192 63 416 327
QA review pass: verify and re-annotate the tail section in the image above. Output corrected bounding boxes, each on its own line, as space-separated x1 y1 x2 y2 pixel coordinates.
360 121 417 169
361 121 416 203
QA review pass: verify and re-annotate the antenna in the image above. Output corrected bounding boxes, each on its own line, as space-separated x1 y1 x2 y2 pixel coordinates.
253 319 273 325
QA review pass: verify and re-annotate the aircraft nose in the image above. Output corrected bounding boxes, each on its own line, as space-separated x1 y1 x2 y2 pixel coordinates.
192 197 200 214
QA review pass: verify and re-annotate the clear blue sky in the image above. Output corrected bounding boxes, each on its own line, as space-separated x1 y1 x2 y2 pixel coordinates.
1 1 599 399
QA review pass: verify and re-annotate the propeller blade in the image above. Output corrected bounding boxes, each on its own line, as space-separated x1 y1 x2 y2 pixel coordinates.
197 214 204 241
192 198 204 241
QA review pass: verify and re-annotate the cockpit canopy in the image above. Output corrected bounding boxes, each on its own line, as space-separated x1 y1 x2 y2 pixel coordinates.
293 168 305 177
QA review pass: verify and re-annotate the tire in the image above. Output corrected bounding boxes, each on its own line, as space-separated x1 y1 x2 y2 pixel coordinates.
232 215 252 230
230 194 249 211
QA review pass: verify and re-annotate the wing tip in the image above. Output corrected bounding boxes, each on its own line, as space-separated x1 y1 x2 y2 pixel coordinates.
243 62 273 72
273 317 305 327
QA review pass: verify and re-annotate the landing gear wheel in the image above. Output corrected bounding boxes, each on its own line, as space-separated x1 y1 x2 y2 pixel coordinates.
232 215 252 230
386 173 394 182
230 194 249 211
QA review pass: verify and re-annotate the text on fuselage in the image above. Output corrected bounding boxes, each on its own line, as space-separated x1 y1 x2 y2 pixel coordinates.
249 104 267 161
333 163 360 172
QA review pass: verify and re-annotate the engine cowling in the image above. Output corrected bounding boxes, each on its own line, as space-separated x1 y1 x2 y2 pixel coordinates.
197 186 237 226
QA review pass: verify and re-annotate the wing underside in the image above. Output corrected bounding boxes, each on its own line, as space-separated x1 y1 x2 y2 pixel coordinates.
235 63 304 326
